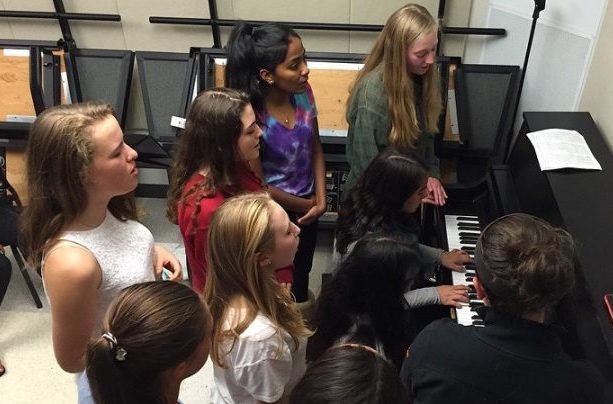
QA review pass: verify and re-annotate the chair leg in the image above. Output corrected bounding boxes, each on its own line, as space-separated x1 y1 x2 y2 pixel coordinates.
10 245 43 309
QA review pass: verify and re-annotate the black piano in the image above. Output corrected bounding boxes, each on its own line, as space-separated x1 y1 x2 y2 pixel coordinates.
441 112 613 399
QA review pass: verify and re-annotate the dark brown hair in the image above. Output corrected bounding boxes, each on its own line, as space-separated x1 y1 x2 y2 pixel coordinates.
166 88 251 225
86 281 210 404
476 213 576 317
290 344 409 404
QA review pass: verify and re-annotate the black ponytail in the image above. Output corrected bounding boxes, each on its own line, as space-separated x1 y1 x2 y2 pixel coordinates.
225 22 300 112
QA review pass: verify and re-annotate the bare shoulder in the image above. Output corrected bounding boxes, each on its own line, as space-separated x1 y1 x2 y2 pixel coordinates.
43 242 101 288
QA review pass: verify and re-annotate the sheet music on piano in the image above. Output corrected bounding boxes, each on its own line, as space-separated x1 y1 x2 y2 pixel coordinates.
526 128 602 171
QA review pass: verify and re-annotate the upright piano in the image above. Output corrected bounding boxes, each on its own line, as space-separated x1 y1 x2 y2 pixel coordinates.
442 112 613 399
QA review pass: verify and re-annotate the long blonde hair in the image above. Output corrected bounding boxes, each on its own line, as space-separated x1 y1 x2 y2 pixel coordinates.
204 192 310 367
21 102 137 266
348 3 442 151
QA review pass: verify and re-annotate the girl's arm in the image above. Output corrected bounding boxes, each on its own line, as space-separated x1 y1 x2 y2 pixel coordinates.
250 158 314 214
43 245 101 373
298 118 326 225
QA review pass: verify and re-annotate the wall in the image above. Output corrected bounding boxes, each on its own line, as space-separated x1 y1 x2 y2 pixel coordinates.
463 0 608 135
579 1 613 147
1 0 472 133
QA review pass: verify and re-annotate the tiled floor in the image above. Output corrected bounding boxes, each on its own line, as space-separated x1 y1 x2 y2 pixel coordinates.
0 197 334 403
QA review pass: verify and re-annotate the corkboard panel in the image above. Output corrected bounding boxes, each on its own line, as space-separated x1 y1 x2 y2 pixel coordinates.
1 48 65 205
213 60 360 131
0 50 35 120
308 68 357 130
5 149 28 204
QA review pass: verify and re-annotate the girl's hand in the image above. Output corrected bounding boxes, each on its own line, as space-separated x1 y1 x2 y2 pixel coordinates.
154 245 183 281
422 177 448 206
436 285 470 308
440 249 472 272
280 282 293 298
297 202 326 225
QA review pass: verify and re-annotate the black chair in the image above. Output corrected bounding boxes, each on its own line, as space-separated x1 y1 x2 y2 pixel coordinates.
0 166 43 309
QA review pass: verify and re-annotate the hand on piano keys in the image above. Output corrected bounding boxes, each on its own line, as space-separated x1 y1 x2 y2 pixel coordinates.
436 284 470 308
445 215 487 327
440 249 473 271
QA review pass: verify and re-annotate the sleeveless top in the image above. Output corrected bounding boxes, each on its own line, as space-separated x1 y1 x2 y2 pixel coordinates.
43 211 156 329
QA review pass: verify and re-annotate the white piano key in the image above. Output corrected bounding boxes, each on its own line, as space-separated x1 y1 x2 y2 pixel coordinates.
446 214 485 326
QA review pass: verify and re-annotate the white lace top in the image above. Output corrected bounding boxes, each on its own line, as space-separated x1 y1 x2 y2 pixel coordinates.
43 210 156 329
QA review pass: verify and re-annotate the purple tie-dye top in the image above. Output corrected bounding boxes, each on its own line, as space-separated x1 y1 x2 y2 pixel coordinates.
258 82 317 197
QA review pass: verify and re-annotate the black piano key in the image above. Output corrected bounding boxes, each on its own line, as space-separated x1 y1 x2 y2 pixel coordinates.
468 293 478 299
457 221 480 227
472 319 485 326
461 247 475 252
456 216 479 222
465 277 473 282
465 264 476 270
471 315 481 320
470 301 485 308
459 232 480 237
458 225 481 231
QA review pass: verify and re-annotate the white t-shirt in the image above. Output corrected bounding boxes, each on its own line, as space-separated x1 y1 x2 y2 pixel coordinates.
211 311 307 403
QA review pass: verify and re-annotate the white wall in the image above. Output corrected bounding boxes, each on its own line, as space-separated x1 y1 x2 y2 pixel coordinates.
580 1 613 147
464 0 608 134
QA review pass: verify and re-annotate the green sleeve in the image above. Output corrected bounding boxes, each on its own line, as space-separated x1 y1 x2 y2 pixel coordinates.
421 132 440 178
345 73 391 191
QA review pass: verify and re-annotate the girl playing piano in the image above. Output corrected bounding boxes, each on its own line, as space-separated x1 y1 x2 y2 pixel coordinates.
309 232 420 369
335 148 470 309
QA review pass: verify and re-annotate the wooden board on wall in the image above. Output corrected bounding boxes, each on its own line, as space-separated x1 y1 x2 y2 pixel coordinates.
1 49 34 203
213 60 360 132
0 49 36 119
1 48 67 204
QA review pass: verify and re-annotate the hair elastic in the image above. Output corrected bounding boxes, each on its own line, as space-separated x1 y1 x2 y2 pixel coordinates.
102 332 127 361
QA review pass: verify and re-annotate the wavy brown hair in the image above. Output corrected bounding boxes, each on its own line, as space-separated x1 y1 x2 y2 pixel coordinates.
476 213 576 318
347 3 442 151
21 102 137 266
166 88 252 226
204 192 310 367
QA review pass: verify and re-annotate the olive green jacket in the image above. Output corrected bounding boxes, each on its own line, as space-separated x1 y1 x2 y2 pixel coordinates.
345 68 440 192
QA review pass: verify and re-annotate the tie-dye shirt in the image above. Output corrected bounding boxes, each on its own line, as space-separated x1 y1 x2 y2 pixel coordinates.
258 82 317 197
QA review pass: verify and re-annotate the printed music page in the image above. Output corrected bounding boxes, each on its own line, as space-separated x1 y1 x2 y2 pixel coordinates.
526 129 602 171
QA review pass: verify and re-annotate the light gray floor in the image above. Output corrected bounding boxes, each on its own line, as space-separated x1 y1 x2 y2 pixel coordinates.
0 197 334 403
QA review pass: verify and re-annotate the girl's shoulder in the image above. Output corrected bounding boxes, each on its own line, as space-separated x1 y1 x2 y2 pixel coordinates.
350 70 387 110
292 82 317 111
239 312 282 342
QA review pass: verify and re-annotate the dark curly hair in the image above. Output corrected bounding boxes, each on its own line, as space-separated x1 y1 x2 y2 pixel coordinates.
336 147 428 254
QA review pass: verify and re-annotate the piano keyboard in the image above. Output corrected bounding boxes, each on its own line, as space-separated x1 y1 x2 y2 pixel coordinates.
444 214 486 327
